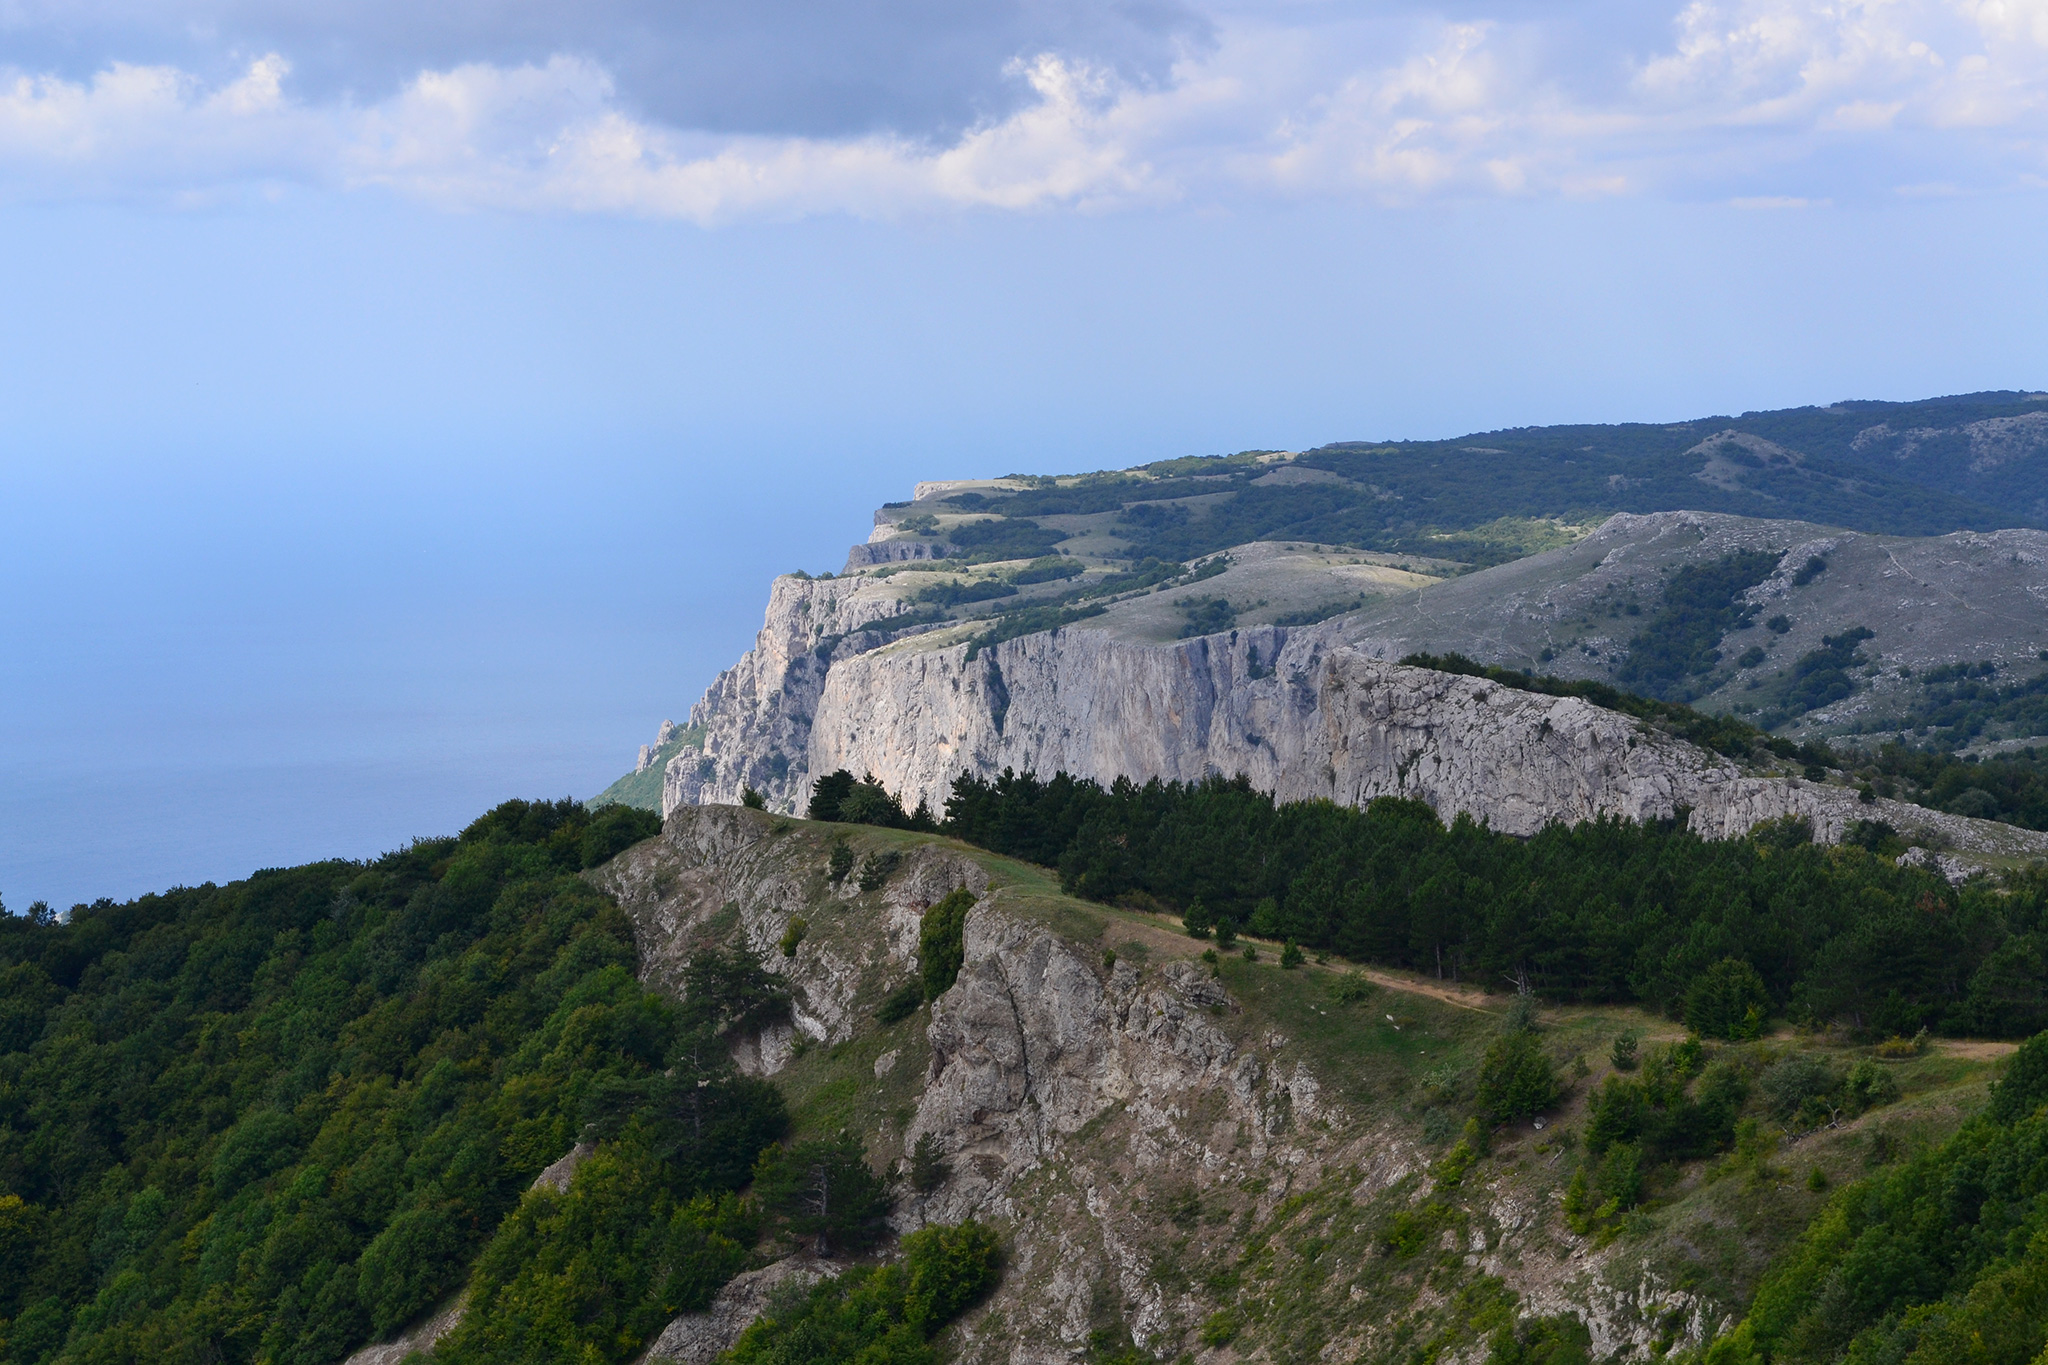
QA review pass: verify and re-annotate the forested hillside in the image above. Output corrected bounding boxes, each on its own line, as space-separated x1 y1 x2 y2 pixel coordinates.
4 783 2046 1364
0 798 999 1365
1708 1031 2048 1365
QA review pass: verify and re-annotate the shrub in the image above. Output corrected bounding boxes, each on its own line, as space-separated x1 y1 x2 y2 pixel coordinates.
722 1221 1000 1365
1182 896 1214 939
876 981 923 1025
919 888 976 1001
1485 1313 1593 1365
1332 971 1377 1005
1841 1058 1900 1113
1477 1031 1562 1123
779 918 808 958
858 850 902 892
827 838 855 885
1280 940 1305 969
1610 1031 1639 1071
1683 958 1770 1040
1758 1053 1839 1122
741 787 766 810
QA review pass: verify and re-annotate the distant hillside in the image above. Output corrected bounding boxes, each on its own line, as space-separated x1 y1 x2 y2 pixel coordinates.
878 391 2048 573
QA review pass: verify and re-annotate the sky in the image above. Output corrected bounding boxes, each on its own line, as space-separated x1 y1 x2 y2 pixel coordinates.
2 0 2047 911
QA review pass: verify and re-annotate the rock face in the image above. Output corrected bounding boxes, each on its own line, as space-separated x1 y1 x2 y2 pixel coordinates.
597 810 1733 1365
660 507 2048 865
663 574 936 814
678 610 2047 865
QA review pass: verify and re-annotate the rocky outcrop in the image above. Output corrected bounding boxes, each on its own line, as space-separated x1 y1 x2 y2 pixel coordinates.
663 574 940 815
637 1255 829 1364
599 810 1732 1365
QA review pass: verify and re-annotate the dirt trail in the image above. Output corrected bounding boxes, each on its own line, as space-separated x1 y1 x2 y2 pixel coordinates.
1351 967 1501 1014
1935 1039 2019 1060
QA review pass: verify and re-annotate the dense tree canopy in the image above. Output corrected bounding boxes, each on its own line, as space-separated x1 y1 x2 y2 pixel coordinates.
941 769 2048 1037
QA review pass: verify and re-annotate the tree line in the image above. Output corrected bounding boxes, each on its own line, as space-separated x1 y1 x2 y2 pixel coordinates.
931 769 2048 1039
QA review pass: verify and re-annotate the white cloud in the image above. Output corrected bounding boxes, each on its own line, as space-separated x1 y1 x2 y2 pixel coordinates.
0 0 2045 219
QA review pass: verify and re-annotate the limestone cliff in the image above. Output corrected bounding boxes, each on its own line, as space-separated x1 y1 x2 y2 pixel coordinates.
654 502 2048 866
672 602 2048 865
663 572 936 814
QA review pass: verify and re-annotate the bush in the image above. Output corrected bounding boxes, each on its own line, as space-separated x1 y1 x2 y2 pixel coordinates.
1182 896 1214 939
827 838 855 885
779 917 808 957
1610 1031 1639 1071
1332 971 1377 1005
1485 1313 1593 1365
741 787 766 810
1758 1053 1839 1122
876 981 923 1024
858 850 903 892
1683 958 1770 1040
1841 1058 1900 1113
919 888 976 1001
1476 1031 1562 1124
1280 940 1305 969
722 1221 1001 1365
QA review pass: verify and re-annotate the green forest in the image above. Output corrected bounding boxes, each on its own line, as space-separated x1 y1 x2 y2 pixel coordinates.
0 801 989 1365
7 769 2048 1365
936 770 2048 1039
1708 1030 2048 1365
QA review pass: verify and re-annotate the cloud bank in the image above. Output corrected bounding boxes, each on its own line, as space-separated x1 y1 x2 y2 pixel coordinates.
0 0 2044 219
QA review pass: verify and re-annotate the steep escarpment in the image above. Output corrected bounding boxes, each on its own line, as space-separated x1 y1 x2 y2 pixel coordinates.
641 488 2048 866
592 807 2011 1365
794 622 2048 863
663 573 939 814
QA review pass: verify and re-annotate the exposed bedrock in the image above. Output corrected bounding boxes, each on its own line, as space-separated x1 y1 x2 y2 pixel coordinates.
664 558 2048 864
808 628 2048 861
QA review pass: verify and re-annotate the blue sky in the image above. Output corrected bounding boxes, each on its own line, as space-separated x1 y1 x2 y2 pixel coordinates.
2 0 2046 910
